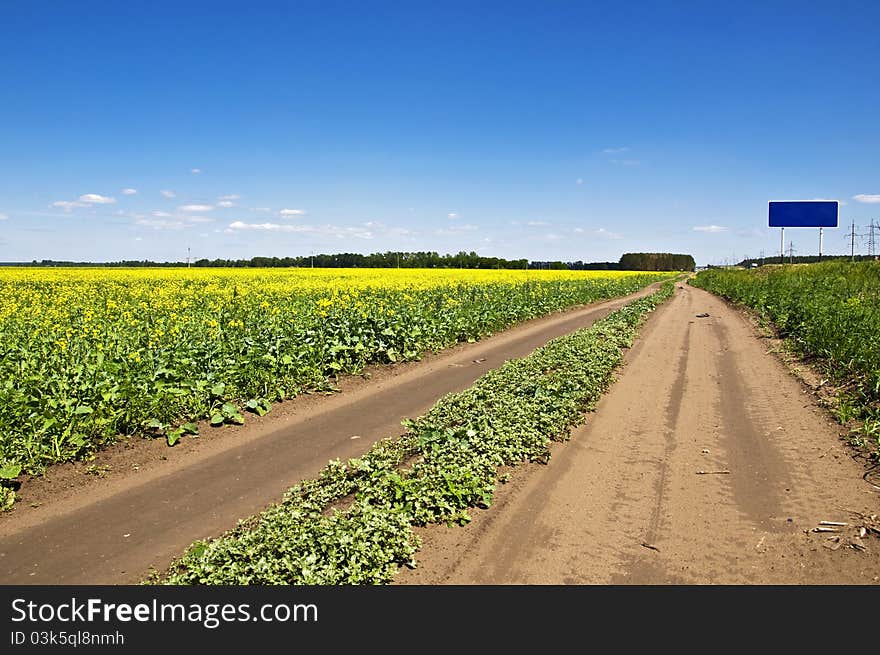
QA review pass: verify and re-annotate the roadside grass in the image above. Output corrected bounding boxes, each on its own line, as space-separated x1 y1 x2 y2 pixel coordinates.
691 262 880 458
156 281 675 585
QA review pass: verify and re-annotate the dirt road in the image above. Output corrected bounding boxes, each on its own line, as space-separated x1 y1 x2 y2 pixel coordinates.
398 285 880 584
0 283 663 584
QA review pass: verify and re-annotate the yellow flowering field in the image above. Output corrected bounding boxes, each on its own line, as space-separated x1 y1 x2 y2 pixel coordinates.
0 267 671 487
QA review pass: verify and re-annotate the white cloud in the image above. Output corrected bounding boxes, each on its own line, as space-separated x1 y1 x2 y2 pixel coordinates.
228 221 373 239
190 168 202 175
179 204 213 212
51 200 88 211
251 207 272 212
0 213 7 220
595 227 623 239
134 236 143 241
603 147 629 154
447 212 458 220
136 214 211 229
573 227 584 233
693 225 728 233
52 193 118 210
79 193 116 204
121 188 138 195
279 208 306 217
136 218 186 230
217 195 241 205
353 221 414 238
526 221 548 226
160 190 176 198
229 221 304 233
853 194 880 203
576 178 584 186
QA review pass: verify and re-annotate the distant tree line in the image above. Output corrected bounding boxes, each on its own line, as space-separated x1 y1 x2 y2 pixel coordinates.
618 253 696 271
7 260 183 268
528 260 620 270
7 250 696 271
733 254 878 267
193 251 529 269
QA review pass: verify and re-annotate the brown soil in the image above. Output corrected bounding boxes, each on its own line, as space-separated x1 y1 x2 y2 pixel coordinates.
396 285 880 584
0 283 662 584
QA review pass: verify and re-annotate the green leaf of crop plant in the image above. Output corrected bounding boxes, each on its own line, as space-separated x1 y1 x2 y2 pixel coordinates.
0 463 23 479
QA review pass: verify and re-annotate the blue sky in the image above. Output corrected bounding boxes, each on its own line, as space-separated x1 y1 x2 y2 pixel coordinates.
1 1 878 266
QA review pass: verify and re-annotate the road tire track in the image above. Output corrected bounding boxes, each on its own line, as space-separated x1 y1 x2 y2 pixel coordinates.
398 285 880 585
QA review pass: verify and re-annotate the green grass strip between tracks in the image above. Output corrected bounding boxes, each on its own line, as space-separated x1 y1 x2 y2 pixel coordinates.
159 281 675 585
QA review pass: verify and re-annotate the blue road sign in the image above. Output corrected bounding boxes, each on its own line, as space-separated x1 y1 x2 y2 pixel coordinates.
769 200 838 228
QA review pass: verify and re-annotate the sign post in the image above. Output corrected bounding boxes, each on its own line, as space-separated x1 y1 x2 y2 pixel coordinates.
769 200 839 263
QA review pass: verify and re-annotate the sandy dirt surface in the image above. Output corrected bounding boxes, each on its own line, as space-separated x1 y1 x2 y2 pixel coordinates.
397 285 880 584
0 283 663 584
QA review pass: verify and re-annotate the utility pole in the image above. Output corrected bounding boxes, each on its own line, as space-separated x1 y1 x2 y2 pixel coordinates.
869 220 878 259
759 249 764 266
847 220 857 261
187 246 191 268
788 241 795 264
